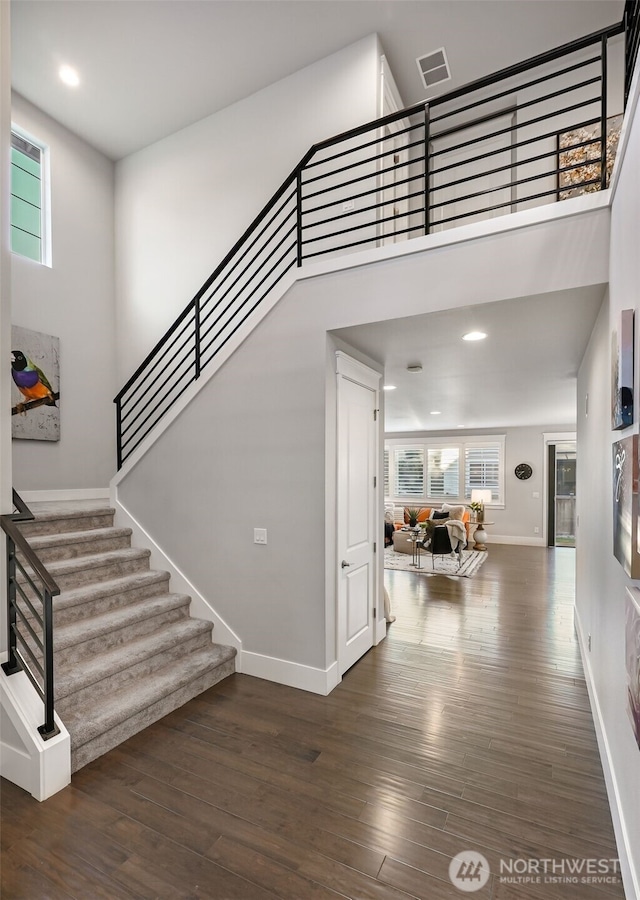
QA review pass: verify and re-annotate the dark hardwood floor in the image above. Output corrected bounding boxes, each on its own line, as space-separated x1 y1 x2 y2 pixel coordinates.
1 545 626 899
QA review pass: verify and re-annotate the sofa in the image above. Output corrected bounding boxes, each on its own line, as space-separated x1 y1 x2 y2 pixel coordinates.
386 504 471 555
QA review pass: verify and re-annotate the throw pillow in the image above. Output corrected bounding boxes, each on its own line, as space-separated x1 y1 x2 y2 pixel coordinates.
431 510 449 520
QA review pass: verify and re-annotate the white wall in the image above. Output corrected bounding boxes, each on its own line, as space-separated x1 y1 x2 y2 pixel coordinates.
386 424 575 545
576 72 640 898
10 93 116 491
118 204 609 678
115 34 382 385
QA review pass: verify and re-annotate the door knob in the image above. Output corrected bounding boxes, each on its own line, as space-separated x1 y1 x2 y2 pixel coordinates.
341 560 351 568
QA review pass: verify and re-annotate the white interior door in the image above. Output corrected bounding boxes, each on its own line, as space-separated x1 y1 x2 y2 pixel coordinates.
336 354 379 676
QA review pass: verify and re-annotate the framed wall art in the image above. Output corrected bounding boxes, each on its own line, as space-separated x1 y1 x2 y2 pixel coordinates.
625 588 640 752
11 325 60 442
613 434 640 578
612 309 634 431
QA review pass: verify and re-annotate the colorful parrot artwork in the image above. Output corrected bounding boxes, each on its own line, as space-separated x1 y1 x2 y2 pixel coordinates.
11 350 57 411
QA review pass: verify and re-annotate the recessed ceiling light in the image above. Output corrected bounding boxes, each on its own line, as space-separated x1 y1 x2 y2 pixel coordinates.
59 65 80 87
383 385 397 391
407 364 423 373
430 410 442 415
457 424 465 428
462 331 487 342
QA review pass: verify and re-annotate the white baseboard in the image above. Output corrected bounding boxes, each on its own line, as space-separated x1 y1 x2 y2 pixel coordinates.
111 490 243 657
491 534 546 547
574 610 639 900
240 651 339 696
19 488 110 503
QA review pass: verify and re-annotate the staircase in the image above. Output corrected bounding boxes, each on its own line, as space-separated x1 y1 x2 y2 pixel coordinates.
15 502 236 772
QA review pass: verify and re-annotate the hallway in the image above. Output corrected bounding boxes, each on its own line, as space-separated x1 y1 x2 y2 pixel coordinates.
1 546 624 898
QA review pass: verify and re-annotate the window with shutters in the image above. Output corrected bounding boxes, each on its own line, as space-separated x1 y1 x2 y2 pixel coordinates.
10 129 49 265
385 437 504 505
395 447 425 497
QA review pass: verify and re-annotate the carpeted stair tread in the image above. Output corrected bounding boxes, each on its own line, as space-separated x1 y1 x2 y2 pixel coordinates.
66 644 237 751
27 547 151 579
22 526 133 555
17 507 116 537
52 592 191 652
51 570 170 620
55 617 214 701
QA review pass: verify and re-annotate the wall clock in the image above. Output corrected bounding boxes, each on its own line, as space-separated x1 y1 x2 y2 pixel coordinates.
515 463 533 480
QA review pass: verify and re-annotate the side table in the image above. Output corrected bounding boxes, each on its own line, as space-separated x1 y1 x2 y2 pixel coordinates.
469 521 494 551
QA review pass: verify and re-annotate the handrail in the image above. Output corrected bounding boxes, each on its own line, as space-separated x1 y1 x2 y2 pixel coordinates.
114 9 637 468
1 490 60 739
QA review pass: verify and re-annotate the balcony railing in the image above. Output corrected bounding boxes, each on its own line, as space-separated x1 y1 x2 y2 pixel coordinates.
115 8 636 468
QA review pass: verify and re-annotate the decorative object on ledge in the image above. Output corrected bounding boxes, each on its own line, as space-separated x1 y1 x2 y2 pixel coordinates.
625 587 640 752
11 325 60 442
514 462 533 480
612 309 634 430
558 113 622 200
613 434 640 577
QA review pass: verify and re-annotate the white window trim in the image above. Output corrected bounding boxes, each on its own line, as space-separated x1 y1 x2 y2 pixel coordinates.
10 124 52 267
385 435 506 507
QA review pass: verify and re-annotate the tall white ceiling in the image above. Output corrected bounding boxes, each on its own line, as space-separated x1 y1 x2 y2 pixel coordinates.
11 0 624 160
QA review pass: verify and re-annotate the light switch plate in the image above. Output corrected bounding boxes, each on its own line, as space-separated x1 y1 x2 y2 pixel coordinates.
254 528 267 544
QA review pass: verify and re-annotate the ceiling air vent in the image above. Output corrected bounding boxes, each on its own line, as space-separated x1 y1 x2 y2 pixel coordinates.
416 47 451 91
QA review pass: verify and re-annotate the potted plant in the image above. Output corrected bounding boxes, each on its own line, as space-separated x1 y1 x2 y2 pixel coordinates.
405 507 424 528
469 501 484 523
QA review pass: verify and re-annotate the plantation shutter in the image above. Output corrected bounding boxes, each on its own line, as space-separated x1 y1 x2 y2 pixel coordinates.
427 447 460 498
395 447 425 497
383 449 390 498
465 444 500 499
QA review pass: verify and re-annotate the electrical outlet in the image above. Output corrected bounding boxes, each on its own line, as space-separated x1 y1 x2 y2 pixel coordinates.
254 528 267 544
532 491 540 499
342 199 355 211
534 526 540 534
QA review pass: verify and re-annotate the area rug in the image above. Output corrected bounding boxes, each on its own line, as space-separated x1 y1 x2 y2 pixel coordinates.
384 546 487 578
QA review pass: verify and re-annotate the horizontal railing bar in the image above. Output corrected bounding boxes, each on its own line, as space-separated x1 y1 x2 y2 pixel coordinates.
302 188 424 233
302 207 420 247
15 632 45 679
431 74 601 143
303 121 423 172
302 139 418 189
200 242 296 360
114 299 196 403
120 362 195 453
192 166 304 308
13 651 45 700
200 215 297 330
200 224 297 345
431 155 602 212
430 115 601 175
303 170 425 217
430 55 601 127
431 139 599 194
430 178 602 228
200 187 296 310
302 221 426 261
1 517 59 597
15 605 44 656
120 313 196 421
430 95 602 160
14 554 48 603
302 156 418 203
309 104 427 156
15 580 44 626
428 20 622 112
120 375 198 461
200 253 297 370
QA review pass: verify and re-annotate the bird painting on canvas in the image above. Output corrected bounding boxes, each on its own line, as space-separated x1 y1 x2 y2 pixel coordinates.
11 349 57 412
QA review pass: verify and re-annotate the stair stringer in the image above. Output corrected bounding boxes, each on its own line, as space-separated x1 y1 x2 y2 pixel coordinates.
0 658 70 801
112 491 243 662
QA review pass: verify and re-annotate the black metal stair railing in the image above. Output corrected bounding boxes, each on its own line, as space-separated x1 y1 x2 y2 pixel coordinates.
1 490 60 739
114 10 635 469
